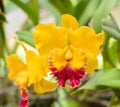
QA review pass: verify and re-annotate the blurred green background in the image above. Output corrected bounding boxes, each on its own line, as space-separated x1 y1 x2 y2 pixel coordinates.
0 0 120 107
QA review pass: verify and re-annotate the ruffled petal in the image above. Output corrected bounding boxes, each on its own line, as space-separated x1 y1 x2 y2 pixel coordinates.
70 26 104 56
49 49 67 69
70 47 86 68
62 14 79 30
26 51 48 86
33 23 67 54
50 64 86 87
6 54 28 86
34 79 57 94
86 53 98 73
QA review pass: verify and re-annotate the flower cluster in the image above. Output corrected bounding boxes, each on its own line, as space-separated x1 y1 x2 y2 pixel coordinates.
6 14 104 107
33 14 104 87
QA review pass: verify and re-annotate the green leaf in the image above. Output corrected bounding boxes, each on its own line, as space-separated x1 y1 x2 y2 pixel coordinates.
49 0 73 14
0 59 6 77
53 88 80 107
0 27 5 58
0 11 6 24
110 93 120 107
39 0 61 25
53 99 80 107
72 0 90 19
16 31 35 47
72 68 120 94
93 0 118 33
103 26 120 40
11 0 39 25
0 20 5 57
107 38 119 66
0 66 5 77
0 11 5 58
102 15 119 30
102 16 120 40
78 0 100 26
29 0 39 16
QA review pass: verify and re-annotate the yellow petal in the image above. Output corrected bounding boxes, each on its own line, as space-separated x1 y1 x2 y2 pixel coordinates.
14 70 28 87
50 49 67 69
70 26 104 56
6 54 28 86
26 51 48 85
62 14 78 30
33 23 67 55
34 79 57 94
86 53 98 73
70 47 86 68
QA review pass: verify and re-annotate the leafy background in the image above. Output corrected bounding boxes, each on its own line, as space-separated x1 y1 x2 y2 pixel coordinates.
0 0 120 107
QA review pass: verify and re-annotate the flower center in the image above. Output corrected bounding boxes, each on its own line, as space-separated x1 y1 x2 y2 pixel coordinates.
65 49 72 61
48 46 87 87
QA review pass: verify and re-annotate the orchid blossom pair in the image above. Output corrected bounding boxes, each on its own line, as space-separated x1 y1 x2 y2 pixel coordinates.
6 14 104 107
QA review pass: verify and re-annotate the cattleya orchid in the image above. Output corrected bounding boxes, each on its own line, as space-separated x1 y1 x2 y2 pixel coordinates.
6 41 56 107
33 14 104 87
6 14 104 107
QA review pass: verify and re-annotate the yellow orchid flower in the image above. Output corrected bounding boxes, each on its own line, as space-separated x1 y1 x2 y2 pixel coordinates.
6 47 56 107
33 14 104 87
6 44 56 94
